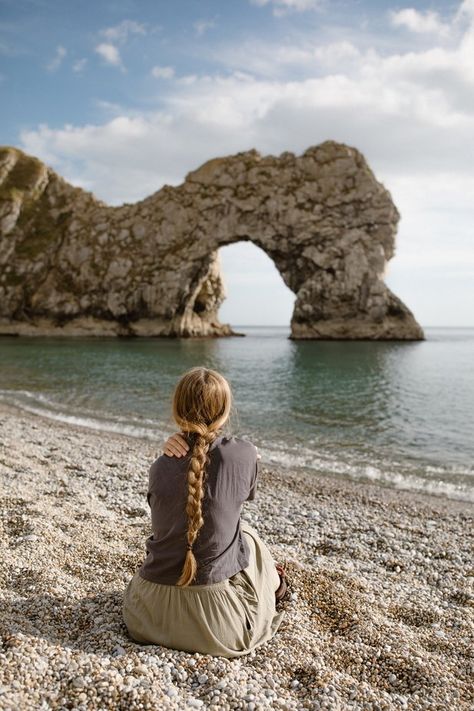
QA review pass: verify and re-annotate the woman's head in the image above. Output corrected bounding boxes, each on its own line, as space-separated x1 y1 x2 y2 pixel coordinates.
172 366 232 436
172 367 233 586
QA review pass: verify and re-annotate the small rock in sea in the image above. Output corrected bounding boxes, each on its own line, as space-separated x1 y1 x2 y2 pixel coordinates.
197 673 208 684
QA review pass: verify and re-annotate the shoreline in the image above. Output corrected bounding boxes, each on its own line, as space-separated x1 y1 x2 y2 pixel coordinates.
0 399 471 510
0 403 472 709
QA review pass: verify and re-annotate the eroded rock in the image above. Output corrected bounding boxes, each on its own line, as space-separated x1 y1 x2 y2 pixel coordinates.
0 142 424 339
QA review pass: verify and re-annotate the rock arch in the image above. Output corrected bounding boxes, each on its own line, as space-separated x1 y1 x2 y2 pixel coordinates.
0 141 424 339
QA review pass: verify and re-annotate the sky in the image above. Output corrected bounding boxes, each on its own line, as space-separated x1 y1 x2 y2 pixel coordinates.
1 0 473 328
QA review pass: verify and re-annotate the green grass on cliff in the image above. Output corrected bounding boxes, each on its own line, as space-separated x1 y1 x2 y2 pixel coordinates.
0 147 45 201
0 147 73 261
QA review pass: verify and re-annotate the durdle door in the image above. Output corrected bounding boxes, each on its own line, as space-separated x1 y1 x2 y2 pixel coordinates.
0 141 424 340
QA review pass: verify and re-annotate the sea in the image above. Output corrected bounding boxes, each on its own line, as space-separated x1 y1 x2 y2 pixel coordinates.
0 326 473 504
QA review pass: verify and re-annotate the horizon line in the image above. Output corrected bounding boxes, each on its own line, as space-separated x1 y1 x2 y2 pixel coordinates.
230 324 474 329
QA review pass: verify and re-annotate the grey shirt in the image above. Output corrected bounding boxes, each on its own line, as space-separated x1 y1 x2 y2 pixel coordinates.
138 434 259 586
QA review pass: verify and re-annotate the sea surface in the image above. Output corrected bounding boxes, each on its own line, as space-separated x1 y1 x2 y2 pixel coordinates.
0 327 473 503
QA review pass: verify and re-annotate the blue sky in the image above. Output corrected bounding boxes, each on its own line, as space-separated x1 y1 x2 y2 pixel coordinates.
1 0 473 327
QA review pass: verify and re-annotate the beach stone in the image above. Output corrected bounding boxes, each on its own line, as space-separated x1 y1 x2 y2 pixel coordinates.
165 685 179 697
0 405 471 711
0 143 423 340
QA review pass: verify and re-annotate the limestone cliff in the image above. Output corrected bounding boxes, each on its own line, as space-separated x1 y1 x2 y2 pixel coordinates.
0 142 424 339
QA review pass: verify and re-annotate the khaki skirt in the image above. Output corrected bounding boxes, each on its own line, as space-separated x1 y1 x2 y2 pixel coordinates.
122 521 286 658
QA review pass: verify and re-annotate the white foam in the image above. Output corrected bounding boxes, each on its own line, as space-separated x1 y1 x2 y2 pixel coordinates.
1 389 472 504
0 390 168 441
258 441 474 504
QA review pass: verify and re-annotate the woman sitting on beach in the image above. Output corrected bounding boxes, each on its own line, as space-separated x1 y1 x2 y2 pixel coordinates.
122 366 287 658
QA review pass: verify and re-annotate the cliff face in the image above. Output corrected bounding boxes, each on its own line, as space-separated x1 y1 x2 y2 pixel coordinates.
0 142 424 339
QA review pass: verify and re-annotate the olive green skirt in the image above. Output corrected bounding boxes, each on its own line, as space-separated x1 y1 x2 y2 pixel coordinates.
122 521 286 658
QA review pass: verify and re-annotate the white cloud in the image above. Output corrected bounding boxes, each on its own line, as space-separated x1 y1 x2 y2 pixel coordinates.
95 42 122 68
100 19 147 43
95 99 123 114
193 19 217 36
213 39 361 77
151 65 175 79
389 8 451 37
46 44 66 71
21 2 474 200
17 2 474 324
176 74 199 85
250 0 324 17
94 18 149 72
453 0 474 24
73 57 87 73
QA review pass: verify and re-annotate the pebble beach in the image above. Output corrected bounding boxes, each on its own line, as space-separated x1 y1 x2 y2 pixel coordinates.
0 403 472 711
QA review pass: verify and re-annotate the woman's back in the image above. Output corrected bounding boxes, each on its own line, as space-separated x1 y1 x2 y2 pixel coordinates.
138 435 259 586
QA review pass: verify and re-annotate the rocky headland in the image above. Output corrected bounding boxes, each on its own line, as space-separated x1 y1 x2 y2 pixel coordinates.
0 142 423 340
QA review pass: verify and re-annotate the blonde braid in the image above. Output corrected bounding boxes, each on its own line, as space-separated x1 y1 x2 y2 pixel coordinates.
176 426 218 586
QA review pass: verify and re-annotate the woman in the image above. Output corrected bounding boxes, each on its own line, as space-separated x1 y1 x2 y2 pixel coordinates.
122 366 287 658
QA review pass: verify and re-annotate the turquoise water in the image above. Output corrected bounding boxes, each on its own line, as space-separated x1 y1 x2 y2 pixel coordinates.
0 327 473 503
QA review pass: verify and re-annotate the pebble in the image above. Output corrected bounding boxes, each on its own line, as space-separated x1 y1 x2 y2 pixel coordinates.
0 407 470 711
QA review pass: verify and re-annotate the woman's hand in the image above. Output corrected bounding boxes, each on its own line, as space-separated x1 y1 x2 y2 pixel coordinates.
162 432 190 458
162 432 261 460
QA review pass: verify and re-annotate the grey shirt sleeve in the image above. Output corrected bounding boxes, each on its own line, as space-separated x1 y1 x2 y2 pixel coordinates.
147 459 159 507
246 448 259 501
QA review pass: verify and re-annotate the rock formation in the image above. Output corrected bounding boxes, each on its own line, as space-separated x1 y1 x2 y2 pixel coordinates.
0 142 424 339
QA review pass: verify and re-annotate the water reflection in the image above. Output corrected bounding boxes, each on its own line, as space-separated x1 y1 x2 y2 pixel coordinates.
0 328 473 500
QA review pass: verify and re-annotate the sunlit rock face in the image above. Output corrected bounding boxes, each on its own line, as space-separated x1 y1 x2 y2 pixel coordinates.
0 142 424 339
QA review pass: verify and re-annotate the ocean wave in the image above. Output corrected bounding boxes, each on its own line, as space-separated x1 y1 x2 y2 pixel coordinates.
0 390 169 441
258 442 474 504
1 389 472 504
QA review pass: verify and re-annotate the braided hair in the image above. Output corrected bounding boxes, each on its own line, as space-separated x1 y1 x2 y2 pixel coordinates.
171 367 232 587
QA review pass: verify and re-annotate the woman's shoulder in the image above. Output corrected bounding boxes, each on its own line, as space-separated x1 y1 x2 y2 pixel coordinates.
214 434 257 459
